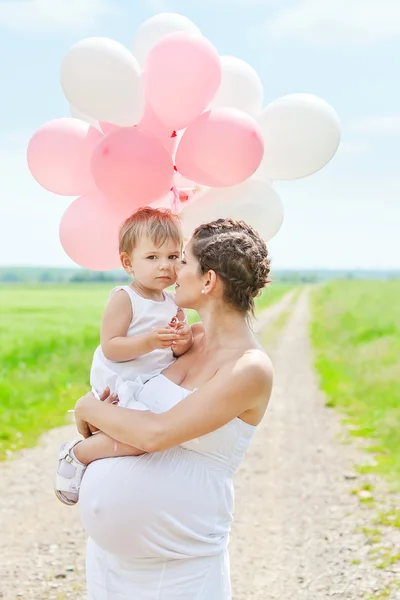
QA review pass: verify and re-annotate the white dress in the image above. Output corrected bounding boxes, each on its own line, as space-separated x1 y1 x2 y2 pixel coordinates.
80 374 257 599
90 286 179 396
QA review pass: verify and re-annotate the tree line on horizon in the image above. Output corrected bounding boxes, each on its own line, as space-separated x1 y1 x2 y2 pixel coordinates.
0 267 399 285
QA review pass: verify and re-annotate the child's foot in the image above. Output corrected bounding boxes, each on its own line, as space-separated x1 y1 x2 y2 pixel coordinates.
55 440 86 506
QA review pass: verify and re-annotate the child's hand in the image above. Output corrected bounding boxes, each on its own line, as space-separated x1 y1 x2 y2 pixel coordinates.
173 321 192 347
170 310 193 355
150 326 179 350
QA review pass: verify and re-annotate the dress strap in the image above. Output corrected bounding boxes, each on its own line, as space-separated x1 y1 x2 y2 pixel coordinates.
109 286 136 318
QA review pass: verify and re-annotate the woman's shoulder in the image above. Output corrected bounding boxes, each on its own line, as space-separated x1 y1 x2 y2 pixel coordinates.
239 348 273 383
230 346 272 382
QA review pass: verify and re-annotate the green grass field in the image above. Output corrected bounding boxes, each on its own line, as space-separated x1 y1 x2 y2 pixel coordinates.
0 281 292 459
311 280 400 481
254 281 294 312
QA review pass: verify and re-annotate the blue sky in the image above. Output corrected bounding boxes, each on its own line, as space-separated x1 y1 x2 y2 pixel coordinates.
0 0 399 270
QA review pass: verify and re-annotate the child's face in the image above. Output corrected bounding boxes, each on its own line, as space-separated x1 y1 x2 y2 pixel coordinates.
122 235 181 291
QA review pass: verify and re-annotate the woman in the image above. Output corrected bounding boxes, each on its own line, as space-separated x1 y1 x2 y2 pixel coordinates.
74 218 273 599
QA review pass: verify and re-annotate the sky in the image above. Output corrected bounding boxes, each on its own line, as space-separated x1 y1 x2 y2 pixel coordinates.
0 0 399 270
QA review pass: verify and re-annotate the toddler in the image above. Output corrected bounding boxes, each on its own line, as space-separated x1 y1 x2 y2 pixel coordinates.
55 207 193 505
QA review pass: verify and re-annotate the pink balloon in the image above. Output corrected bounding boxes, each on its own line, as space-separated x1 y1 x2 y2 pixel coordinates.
174 171 195 190
150 171 198 212
139 101 178 155
144 32 221 131
60 192 128 270
176 108 264 187
100 122 121 136
150 190 175 211
27 118 102 196
150 188 193 214
91 127 174 207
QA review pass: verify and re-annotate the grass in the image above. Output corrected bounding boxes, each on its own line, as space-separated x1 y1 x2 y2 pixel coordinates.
312 280 400 599
255 281 295 312
0 285 111 459
260 287 303 352
0 281 294 459
310 280 400 482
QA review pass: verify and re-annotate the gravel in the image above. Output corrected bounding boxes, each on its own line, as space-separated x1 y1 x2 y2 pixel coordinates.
1 290 399 599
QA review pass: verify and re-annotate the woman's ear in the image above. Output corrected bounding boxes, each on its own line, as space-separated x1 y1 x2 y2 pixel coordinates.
203 270 218 293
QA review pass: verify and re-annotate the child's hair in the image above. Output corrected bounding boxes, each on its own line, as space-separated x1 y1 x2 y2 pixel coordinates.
119 207 183 255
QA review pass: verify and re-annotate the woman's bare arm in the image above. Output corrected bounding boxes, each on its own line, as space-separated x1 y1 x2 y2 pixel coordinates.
75 350 273 452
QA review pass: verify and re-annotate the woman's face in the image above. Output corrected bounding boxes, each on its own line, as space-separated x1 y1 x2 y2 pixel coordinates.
174 241 204 309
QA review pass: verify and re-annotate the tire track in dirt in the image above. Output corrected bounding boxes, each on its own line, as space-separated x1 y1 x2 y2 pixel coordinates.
230 289 400 599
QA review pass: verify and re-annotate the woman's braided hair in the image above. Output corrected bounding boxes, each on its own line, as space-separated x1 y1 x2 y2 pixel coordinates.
191 218 271 316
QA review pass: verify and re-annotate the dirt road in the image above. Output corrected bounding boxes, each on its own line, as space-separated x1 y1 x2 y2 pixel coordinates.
1 291 399 599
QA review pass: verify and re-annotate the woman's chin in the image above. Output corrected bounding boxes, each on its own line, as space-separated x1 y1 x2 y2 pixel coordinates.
174 287 183 303
175 291 193 310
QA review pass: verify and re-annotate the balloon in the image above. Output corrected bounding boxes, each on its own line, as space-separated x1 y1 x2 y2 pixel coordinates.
150 192 174 211
138 102 178 155
209 56 263 117
59 192 128 271
27 118 102 196
70 105 101 130
176 108 264 187
144 32 221 130
180 179 283 242
257 94 341 180
61 37 144 127
132 12 201 68
91 128 174 208
100 122 121 136
174 171 197 191
150 170 200 213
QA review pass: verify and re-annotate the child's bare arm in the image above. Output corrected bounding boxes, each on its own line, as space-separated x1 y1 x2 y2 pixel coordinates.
74 432 146 465
101 291 179 361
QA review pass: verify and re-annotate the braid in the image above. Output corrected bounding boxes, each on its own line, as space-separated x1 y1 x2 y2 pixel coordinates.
191 218 271 315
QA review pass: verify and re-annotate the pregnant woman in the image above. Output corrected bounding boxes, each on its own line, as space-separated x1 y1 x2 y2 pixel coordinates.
74 218 273 599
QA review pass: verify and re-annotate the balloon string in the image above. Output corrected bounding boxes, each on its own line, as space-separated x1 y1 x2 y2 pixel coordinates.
170 186 180 214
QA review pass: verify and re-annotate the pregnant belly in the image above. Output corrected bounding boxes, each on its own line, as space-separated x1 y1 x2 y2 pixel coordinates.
79 446 233 559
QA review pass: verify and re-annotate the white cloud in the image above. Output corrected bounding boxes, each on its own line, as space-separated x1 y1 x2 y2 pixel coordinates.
0 130 73 266
270 175 400 270
337 140 370 154
267 0 400 45
0 0 115 30
144 0 170 11
350 115 400 135
144 0 274 10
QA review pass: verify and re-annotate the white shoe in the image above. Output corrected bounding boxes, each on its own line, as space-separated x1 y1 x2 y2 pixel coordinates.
55 440 86 506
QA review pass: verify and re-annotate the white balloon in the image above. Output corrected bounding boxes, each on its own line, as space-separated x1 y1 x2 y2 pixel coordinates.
132 13 201 69
180 179 283 242
61 37 144 127
257 93 341 181
69 104 101 130
209 56 263 117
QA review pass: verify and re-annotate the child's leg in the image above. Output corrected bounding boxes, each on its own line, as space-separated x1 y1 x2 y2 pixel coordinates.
55 435 144 506
73 432 144 465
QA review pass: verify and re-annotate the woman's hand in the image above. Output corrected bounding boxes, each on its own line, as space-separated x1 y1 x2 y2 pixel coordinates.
75 388 118 438
74 392 98 438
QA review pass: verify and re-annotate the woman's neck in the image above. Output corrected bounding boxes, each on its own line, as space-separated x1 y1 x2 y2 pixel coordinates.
197 304 255 352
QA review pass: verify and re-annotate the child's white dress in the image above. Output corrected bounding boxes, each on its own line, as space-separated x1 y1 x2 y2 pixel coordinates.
90 286 179 397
